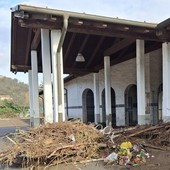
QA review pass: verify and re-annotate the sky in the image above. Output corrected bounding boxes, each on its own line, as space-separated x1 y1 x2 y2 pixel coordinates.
0 0 169 84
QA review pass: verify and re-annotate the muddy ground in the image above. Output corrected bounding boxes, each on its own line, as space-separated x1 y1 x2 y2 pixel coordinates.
0 136 170 170
0 119 170 170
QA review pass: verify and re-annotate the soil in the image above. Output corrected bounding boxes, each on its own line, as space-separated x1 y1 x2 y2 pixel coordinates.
0 119 170 170
0 137 170 170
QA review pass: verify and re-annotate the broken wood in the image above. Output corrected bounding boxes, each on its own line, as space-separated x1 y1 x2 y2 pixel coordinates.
128 125 165 137
142 143 166 151
6 136 16 145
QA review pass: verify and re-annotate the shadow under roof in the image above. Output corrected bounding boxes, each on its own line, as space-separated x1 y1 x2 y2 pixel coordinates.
10 4 170 80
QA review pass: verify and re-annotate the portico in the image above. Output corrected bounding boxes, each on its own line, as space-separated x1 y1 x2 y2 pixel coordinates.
10 5 170 127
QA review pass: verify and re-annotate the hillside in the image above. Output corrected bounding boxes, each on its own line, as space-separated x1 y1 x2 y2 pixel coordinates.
0 76 29 107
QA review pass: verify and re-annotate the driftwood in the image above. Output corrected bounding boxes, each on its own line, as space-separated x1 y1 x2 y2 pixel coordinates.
6 136 16 145
0 121 107 167
128 125 165 137
110 123 170 151
1 121 170 167
142 143 166 151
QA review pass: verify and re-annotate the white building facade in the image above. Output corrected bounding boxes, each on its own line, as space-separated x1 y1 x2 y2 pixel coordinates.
65 48 163 126
10 5 170 127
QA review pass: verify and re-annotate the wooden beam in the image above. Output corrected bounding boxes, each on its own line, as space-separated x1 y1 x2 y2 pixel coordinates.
95 38 131 69
64 33 76 63
69 18 156 33
85 36 105 68
68 26 160 41
11 17 18 66
64 67 98 74
18 19 62 29
79 34 89 52
11 64 42 72
25 28 32 67
31 29 41 50
104 38 135 56
72 35 90 68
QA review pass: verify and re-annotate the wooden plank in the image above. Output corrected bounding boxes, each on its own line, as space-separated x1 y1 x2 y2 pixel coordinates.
104 38 135 56
18 19 62 29
64 67 98 74
68 27 160 41
31 29 41 50
86 36 105 68
64 33 76 63
24 28 32 67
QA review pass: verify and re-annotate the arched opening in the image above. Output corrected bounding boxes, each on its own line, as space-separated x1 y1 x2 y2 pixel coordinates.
125 84 137 126
102 88 116 126
158 84 163 123
82 89 94 123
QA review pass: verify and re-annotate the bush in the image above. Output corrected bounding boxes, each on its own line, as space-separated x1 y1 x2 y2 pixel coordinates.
0 100 29 118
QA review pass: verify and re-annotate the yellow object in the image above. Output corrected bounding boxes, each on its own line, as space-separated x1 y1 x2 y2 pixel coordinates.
120 141 132 149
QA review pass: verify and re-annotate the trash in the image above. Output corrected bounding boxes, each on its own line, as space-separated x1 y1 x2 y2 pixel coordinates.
118 155 130 165
120 141 132 149
69 134 76 142
101 126 112 135
104 141 149 166
104 152 118 163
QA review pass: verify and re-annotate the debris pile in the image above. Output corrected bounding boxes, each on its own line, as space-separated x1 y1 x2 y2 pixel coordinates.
0 121 106 167
1 121 170 168
109 123 170 151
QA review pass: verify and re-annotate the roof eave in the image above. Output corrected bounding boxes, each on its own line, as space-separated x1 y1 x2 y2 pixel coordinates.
13 4 157 29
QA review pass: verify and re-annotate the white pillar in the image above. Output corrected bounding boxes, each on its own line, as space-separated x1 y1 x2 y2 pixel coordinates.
162 42 170 122
145 54 153 123
31 50 40 127
104 56 112 126
51 30 61 122
28 70 34 127
136 39 146 125
58 50 65 121
41 29 53 123
93 73 100 123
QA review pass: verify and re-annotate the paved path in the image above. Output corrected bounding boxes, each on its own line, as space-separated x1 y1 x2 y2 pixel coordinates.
0 118 30 137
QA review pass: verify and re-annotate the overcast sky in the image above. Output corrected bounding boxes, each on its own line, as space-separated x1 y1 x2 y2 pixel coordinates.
0 0 169 84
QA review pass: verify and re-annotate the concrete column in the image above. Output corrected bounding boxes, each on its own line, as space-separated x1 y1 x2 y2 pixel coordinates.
136 39 146 125
58 50 65 121
116 92 126 126
28 70 34 127
93 73 100 123
104 56 112 126
31 50 40 127
145 54 153 123
41 29 53 123
162 42 170 122
51 30 61 122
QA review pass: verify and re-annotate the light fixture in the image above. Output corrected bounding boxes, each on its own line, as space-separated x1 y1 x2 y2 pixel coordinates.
77 20 83 25
75 53 85 62
124 26 129 30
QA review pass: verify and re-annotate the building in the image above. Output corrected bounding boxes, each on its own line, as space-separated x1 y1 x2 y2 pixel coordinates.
10 4 170 127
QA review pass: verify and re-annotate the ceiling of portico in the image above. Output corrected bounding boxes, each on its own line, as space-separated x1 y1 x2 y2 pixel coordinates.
10 5 170 81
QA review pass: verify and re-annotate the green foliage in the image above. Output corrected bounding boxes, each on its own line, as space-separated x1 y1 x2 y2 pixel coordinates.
0 100 29 118
0 76 29 107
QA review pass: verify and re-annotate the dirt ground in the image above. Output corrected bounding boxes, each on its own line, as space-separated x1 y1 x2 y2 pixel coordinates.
0 119 170 170
0 137 170 170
